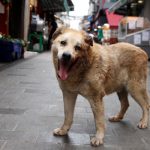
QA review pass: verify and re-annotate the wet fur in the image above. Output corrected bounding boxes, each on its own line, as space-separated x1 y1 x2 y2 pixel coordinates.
51 27 150 146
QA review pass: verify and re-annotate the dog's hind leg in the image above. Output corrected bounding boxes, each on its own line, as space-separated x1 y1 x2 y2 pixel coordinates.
109 88 129 122
128 80 149 129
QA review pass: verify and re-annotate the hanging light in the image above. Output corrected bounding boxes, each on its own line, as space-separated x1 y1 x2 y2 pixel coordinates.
138 0 143 4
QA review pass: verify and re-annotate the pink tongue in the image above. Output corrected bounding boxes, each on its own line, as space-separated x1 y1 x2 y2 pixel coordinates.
58 64 68 80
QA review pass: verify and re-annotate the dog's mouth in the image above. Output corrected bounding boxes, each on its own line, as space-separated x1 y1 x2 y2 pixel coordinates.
57 58 78 80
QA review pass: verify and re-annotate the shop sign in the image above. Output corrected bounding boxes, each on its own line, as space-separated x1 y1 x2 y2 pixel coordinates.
136 17 144 28
134 34 141 45
128 20 136 30
142 31 149 41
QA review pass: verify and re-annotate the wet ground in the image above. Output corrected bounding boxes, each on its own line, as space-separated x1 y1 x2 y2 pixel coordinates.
0 51 150 150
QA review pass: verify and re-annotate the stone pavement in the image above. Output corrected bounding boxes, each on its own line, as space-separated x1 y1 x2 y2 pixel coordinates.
0 51 150 150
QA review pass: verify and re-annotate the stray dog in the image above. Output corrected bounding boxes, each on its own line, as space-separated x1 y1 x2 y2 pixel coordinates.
51 27 149 146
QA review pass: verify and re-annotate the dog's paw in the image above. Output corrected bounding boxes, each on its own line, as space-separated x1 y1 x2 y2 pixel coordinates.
53 128 68 136
108 115 123 122
137 120 148 129
90 137 103 147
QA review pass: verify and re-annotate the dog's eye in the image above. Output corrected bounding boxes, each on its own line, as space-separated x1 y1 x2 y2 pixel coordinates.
75 45 81 51
60 41 67 46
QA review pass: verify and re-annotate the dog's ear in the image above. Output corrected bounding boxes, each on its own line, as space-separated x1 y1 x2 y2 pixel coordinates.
84 34 93 46
52 26 66 41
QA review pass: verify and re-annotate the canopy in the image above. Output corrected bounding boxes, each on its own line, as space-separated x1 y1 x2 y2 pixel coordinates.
105 9 123 28
39 0 74 12
108 0 127 13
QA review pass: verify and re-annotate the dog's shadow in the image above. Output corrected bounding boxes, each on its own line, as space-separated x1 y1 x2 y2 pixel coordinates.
53 132 90 145
54 134 71 143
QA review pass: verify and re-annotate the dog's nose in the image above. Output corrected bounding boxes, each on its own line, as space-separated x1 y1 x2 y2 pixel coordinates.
62 52 71 61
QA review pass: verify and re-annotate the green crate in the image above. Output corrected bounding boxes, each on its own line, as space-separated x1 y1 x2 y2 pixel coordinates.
28 32 43 52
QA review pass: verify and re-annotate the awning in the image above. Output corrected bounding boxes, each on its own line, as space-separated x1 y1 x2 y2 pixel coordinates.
105 9 123 27
39 0 74 12
103 1 117 9
108 0 127 13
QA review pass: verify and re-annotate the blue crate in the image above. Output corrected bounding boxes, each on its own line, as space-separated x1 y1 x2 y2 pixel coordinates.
12 42 22 59
0 39 22 62
0 40 14 62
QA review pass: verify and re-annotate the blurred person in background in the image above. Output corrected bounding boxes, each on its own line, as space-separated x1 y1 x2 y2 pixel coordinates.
47 13 58 50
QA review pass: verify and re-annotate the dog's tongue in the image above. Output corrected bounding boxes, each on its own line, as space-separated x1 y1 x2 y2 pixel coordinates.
58 63 69 80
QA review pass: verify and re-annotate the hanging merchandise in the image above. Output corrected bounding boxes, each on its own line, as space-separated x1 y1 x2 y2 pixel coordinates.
102 24 111 45
97 26 103 43
64 0 70 15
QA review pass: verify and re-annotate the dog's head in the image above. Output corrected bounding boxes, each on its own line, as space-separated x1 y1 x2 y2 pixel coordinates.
51 27 93 81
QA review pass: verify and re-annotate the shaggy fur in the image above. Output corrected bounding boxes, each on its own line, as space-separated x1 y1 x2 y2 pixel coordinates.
51 27 149 146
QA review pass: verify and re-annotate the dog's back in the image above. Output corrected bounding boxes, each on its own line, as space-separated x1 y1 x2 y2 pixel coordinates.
83 42 148 95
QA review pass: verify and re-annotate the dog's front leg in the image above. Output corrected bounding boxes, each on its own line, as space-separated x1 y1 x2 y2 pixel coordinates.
88 96 105 146
53 91 77 136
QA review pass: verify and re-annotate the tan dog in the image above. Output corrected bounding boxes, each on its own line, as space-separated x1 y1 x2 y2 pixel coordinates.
51 27 149 146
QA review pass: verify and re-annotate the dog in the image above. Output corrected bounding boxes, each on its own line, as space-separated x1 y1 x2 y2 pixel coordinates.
51 27 149 146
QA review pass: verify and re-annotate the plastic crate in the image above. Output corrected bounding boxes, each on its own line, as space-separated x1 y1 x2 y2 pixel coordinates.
0 39 22 62
27 32 43 52
13 42 22 59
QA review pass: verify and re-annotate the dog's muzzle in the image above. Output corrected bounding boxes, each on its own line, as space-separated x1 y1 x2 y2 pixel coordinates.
58 52 72 80
57 52 78 81
62 52 71 62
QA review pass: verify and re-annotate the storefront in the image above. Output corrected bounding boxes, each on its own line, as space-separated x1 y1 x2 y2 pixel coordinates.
118 16 150 58
0 0 35 61
0 0 10 35
27 0 74 52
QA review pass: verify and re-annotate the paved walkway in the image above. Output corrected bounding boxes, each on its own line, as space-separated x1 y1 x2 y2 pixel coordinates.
0 51 150 150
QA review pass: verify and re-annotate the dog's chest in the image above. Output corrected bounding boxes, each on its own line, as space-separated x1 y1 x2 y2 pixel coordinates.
78 80 102 98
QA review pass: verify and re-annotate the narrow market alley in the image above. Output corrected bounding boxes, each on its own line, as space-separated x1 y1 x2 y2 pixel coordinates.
0 0 150 149
0 51 149 150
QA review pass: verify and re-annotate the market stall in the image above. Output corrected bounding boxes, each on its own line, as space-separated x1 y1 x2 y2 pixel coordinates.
118 17 150 59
